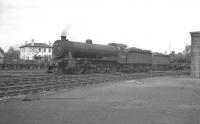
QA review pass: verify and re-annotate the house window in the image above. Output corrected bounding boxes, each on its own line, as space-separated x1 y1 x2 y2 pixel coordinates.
49 48 51 52
44 48 46 52
39 48 41 52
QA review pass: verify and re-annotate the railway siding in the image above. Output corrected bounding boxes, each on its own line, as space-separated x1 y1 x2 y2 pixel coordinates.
0 71 189 98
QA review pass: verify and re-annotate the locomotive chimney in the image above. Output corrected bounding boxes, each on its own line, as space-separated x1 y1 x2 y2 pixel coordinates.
85 39 93 44
61 35 67 41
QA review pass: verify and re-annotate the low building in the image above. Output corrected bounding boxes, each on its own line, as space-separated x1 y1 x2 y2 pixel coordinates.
19 39 52 61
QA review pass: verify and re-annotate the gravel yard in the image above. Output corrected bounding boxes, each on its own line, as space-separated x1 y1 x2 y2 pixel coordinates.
0 75 200 124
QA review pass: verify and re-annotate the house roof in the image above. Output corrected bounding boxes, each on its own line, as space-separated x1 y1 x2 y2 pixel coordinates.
0 47 4 53
0 47 4 58
0 52 3 58
20 43 52 48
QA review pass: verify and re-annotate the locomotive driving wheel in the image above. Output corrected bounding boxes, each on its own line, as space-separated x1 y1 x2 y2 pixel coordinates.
96 65 107 73
76 67 84 74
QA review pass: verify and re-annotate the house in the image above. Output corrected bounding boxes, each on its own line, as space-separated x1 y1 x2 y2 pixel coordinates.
19 39 52 61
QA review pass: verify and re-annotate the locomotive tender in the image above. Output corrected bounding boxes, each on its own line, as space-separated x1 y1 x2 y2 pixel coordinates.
152 53 170 71
47 35 169 74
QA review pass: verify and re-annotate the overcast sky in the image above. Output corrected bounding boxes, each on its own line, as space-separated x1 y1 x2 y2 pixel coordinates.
0 0 200 53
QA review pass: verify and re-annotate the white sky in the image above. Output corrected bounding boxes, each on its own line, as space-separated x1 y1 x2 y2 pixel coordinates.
0 0 200 53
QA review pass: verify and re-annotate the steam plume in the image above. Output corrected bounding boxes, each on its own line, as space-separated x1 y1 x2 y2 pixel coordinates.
61 24 74 36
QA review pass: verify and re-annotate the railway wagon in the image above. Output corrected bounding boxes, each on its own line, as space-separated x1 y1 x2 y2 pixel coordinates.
152 53 170 71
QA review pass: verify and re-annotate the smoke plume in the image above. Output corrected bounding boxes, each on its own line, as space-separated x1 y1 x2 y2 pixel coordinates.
61 24 74 36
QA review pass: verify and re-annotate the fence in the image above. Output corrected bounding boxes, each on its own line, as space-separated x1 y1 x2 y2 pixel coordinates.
0 63 47 70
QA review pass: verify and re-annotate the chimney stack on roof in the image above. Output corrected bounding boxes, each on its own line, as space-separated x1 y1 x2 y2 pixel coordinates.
25 41 27 45
31 39 34 46
49 41 51 46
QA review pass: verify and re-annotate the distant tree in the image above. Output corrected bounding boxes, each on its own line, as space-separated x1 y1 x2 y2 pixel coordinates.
29 47 41 60
4 46 20 62
170 53 191 70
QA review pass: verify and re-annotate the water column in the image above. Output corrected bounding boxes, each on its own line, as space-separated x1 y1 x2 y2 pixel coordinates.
190 31 200 78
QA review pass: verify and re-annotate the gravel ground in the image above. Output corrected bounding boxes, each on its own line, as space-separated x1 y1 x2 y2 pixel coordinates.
0 75 200 124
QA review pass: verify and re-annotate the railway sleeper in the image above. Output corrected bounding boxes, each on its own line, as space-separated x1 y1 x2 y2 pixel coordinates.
87 81 99 85
22 85 34 89
31 88 44 93
7 90 21 96
0 87 9 91
52 85 61 90
9 86 23 90
0 92 6 97
71 82 82 87
33 84 48 88
0 84 7 87
43 86 53 91
58 84 69 89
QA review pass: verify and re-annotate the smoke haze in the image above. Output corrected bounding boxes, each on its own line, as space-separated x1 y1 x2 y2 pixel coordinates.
61 24 74 36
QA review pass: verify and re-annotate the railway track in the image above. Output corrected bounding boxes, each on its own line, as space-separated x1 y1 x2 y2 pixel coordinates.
0 71 189 98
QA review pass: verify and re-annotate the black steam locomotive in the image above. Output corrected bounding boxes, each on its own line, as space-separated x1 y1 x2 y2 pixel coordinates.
47 35 170 74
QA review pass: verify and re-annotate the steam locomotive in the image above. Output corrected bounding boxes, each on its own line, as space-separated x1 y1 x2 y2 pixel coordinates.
47 35 170 74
